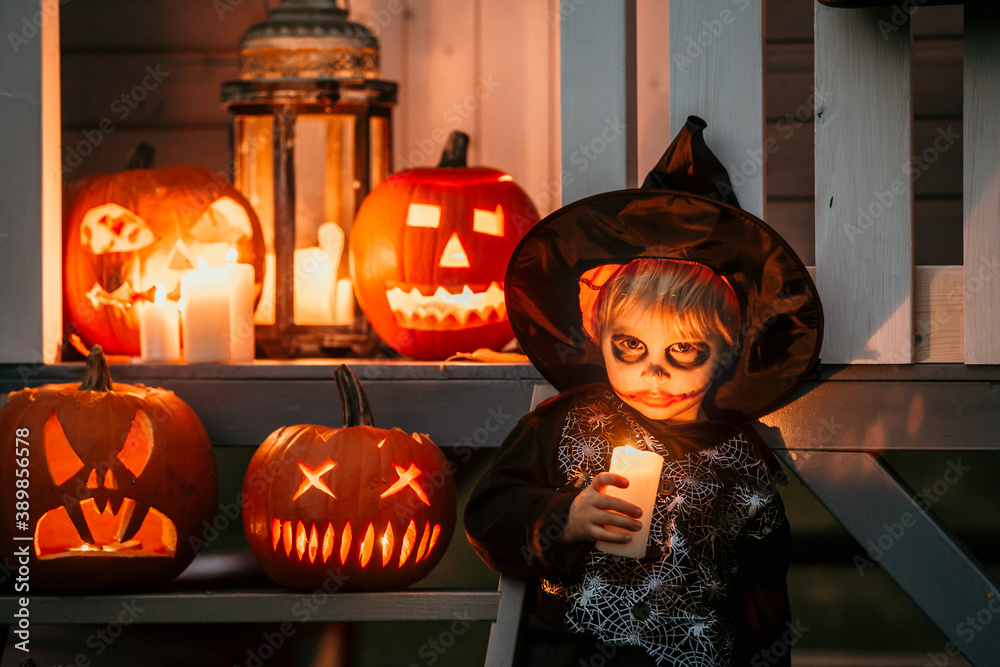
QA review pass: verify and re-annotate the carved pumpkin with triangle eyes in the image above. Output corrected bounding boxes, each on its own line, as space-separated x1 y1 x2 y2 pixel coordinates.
0 346 218 592
350 131 540 359
63 147 265 356
242 366 456 591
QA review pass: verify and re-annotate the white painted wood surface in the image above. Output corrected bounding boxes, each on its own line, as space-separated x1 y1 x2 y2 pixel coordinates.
814 5 913 364
559 0 637 204
0 0 61 364
669 0 765 219
962 5 1000 364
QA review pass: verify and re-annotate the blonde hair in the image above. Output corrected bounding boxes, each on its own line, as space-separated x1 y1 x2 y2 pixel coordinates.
591 259 741 348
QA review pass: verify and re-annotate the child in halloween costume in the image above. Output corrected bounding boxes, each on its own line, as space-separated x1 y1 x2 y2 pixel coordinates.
464 117 823 666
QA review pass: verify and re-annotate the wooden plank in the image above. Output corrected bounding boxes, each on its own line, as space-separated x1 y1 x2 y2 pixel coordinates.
0 590 503 624
60 0 266 53
767 119 961 201
670 0 765 218
394 0 478 169
757 378 1000 452
61 128 231 181
484 577 527 667
769 198 963 268
814 5 913 364
767 40 963 122
635 0 671 181
770 449 1000 666
962 5 1000 364
560 0 637 203
765 0 963 41
914 265 963 363
0 0 62 364
61 53 238 128
479 0 560 218
801 264 964 362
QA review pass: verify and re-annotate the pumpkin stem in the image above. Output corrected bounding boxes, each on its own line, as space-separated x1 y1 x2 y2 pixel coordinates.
80 345 113 392
125 142 156 170
437 131 469 168
335 365 374 427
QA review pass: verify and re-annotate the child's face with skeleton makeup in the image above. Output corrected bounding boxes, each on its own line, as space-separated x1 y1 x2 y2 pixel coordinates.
600 306 721 422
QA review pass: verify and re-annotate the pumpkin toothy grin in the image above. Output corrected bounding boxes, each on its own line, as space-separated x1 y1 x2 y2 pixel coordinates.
269 517 442 569
34 498 177 559
385 282 506 330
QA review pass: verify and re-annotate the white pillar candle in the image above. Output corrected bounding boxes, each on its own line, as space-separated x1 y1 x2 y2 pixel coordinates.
333 277 355 324
138 286 180 362
181 259 231 363
596 445 664 559
225 250 255 362
293 247 334 324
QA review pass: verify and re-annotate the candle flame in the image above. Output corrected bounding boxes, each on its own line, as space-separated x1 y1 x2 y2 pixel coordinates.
198 256 209 270
225 248 238 263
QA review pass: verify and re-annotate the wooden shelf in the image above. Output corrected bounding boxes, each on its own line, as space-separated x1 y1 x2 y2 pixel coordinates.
0 589 503 625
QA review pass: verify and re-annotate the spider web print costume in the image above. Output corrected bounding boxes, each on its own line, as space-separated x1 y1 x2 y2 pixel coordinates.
465 385 792 667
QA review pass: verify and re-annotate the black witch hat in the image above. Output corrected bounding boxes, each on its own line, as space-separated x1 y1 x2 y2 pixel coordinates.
505 116 823 420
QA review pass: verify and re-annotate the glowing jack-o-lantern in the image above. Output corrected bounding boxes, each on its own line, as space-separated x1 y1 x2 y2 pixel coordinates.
242 365 456 591
63 147 265 356
350 131 540 359
0 346 218 592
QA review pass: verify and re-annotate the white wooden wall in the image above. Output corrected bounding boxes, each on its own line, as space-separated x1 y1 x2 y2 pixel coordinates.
0 0 61 364
0 0 982 364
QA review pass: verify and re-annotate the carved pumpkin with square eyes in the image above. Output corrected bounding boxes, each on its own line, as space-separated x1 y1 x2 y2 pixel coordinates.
0 346 218 592
63 153 265 356
350 131 540 359
242 366 456 591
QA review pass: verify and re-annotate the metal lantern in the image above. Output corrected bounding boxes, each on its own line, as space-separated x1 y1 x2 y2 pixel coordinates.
222 0 396 357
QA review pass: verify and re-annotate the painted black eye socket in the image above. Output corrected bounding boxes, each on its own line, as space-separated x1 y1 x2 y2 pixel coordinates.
667 341 712 368
611 335 647 363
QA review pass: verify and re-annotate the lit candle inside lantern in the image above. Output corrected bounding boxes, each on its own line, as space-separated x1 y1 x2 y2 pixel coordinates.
333 277 355 324
181 257 231 363
293 247 334 324
596 445 664 559
138 285 180 362
225 248 255 362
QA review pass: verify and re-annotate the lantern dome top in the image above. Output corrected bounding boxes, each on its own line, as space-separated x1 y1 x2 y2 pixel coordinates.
239 0 380 80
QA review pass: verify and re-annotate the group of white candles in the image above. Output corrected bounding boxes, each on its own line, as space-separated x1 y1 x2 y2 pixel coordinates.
138 249 255 363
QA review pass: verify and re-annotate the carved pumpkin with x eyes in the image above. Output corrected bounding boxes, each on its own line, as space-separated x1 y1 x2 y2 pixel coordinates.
0 346 218 592
63 149 265 356
350 131 540 359
242 366 456 591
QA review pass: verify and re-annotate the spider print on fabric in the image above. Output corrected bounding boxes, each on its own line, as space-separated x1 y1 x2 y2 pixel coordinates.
540 388 783 666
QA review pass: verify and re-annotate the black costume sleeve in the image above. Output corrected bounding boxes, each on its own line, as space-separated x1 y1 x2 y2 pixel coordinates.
464 418 592 580
729 494 792 667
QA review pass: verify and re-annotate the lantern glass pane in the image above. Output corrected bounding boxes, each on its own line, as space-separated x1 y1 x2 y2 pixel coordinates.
292 114 356 326
370 115 390 189
234 114 276 326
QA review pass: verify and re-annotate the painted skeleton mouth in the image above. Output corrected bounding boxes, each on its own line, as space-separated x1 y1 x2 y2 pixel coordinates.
34 498 177 559
622 385 709 409
385 282 506 330
269 517 442 569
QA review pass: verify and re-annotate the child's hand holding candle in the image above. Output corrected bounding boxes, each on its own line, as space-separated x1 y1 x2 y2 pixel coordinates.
596 445 664 558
